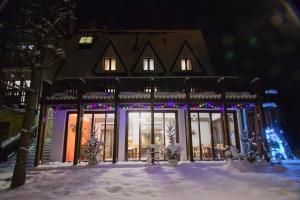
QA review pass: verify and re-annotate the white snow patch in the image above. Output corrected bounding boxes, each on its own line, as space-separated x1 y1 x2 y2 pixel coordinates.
0 161 299 200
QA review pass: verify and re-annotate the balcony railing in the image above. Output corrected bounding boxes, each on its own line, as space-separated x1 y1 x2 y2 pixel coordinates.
49 76 246 97
2 76 261 106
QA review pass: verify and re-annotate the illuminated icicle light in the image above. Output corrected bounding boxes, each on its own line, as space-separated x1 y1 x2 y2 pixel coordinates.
265 127 288 160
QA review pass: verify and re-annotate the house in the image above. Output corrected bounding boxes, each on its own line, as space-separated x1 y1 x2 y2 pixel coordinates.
2 29 292 165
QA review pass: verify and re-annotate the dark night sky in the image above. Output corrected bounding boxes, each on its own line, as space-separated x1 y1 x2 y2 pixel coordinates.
75 0 300 149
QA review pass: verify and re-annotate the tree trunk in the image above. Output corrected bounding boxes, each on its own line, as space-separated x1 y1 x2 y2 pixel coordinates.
10 67 42 188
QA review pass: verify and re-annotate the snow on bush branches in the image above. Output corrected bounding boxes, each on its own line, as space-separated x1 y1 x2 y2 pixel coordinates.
164 122 182 160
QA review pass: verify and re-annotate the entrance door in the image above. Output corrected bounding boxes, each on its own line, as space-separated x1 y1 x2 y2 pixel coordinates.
65 114 77 162
127 112 151 161
154 112 177 160
64 112 114 162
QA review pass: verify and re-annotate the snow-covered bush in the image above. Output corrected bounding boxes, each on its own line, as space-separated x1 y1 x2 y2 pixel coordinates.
241 136 262 163
164 121 182 160
223 145 241 161
165 144 182 160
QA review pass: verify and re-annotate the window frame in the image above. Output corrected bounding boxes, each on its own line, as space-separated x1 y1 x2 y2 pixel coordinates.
143 58 156 71
103 57 117 71
180 58 193 71
78 36 94 45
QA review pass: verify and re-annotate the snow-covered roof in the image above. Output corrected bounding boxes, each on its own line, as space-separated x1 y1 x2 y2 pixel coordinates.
190 92 221 99
119 92 151 99
225 92 257 99
82 92 114 100
46 93 78 101
154 92 186 99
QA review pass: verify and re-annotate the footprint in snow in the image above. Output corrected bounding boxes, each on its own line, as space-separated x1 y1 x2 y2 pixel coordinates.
105 186 122 193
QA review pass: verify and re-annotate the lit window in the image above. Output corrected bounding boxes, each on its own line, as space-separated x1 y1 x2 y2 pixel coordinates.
79 36 94 45
143 58 155 71
144 86 157 93
181 58 192 71
103 58 117 71
106 88 115 93
190 87 196 92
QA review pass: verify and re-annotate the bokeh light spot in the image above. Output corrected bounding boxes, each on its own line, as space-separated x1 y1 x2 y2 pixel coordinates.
271 14 282 27
224 50 235 61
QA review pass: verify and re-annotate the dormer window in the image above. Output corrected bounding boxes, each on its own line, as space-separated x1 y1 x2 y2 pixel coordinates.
143 58 155 71
181 58 192 71
104 58 117 71
79 36 94 45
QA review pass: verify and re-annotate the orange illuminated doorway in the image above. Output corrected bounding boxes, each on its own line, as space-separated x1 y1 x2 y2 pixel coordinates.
65 113 77 162
64 112 115 162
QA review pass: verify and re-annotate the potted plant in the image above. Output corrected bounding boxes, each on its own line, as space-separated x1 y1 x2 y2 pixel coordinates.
164 121 182 166
83 129 103 165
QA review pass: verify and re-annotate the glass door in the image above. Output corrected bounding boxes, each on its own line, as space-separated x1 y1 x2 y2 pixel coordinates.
127 112 151 161
65 112 114 162
154 112 177 160
191 111 238 160
65 114 77 162
127 111 177 161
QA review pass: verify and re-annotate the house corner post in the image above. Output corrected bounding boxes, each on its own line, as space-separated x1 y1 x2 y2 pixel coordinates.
185 78 193 162
112 78 120 164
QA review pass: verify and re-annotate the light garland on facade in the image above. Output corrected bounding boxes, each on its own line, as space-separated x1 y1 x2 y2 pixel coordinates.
53 102 256 111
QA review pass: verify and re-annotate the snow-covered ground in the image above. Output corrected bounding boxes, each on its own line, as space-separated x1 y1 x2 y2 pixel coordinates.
0 160 300 200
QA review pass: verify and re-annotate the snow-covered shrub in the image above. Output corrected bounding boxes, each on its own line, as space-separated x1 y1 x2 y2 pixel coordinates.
223 145 241 161
242 137 262 163
165 144 182 160
164 121 182 160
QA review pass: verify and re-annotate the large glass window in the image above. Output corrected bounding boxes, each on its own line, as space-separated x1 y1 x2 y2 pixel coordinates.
199 113 213 160
65 112 114 162
191 113 201 160
211 113 224 160
127 111 177 161
227 113 238 147
127 112 151 161
154 112 177 160
191 112 239 160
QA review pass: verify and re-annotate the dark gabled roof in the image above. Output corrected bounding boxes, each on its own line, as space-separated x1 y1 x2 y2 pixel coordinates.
170 40 206 75
93 40 127 75
131 40 166 75
55 29 214 79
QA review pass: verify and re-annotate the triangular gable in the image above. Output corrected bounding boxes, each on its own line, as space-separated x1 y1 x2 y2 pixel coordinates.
170 40 206 75
131 40 166 75
94 40 127 75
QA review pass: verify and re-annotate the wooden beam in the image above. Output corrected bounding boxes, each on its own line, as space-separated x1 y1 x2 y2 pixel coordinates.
73 99 83 165
185 78 193 162
112 79 120 163
150 78 155 164
34 102 47 166
34 81 49 166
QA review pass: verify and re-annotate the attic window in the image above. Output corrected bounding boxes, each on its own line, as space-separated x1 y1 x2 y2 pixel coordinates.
143 58 155 71
104 58 117 71
79 36 94 45
181 58 192 71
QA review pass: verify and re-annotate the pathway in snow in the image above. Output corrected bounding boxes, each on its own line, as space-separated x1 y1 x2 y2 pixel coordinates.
0 161 299 200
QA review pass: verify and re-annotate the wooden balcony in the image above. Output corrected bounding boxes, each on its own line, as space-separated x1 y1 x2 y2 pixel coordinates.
45 76 261 104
